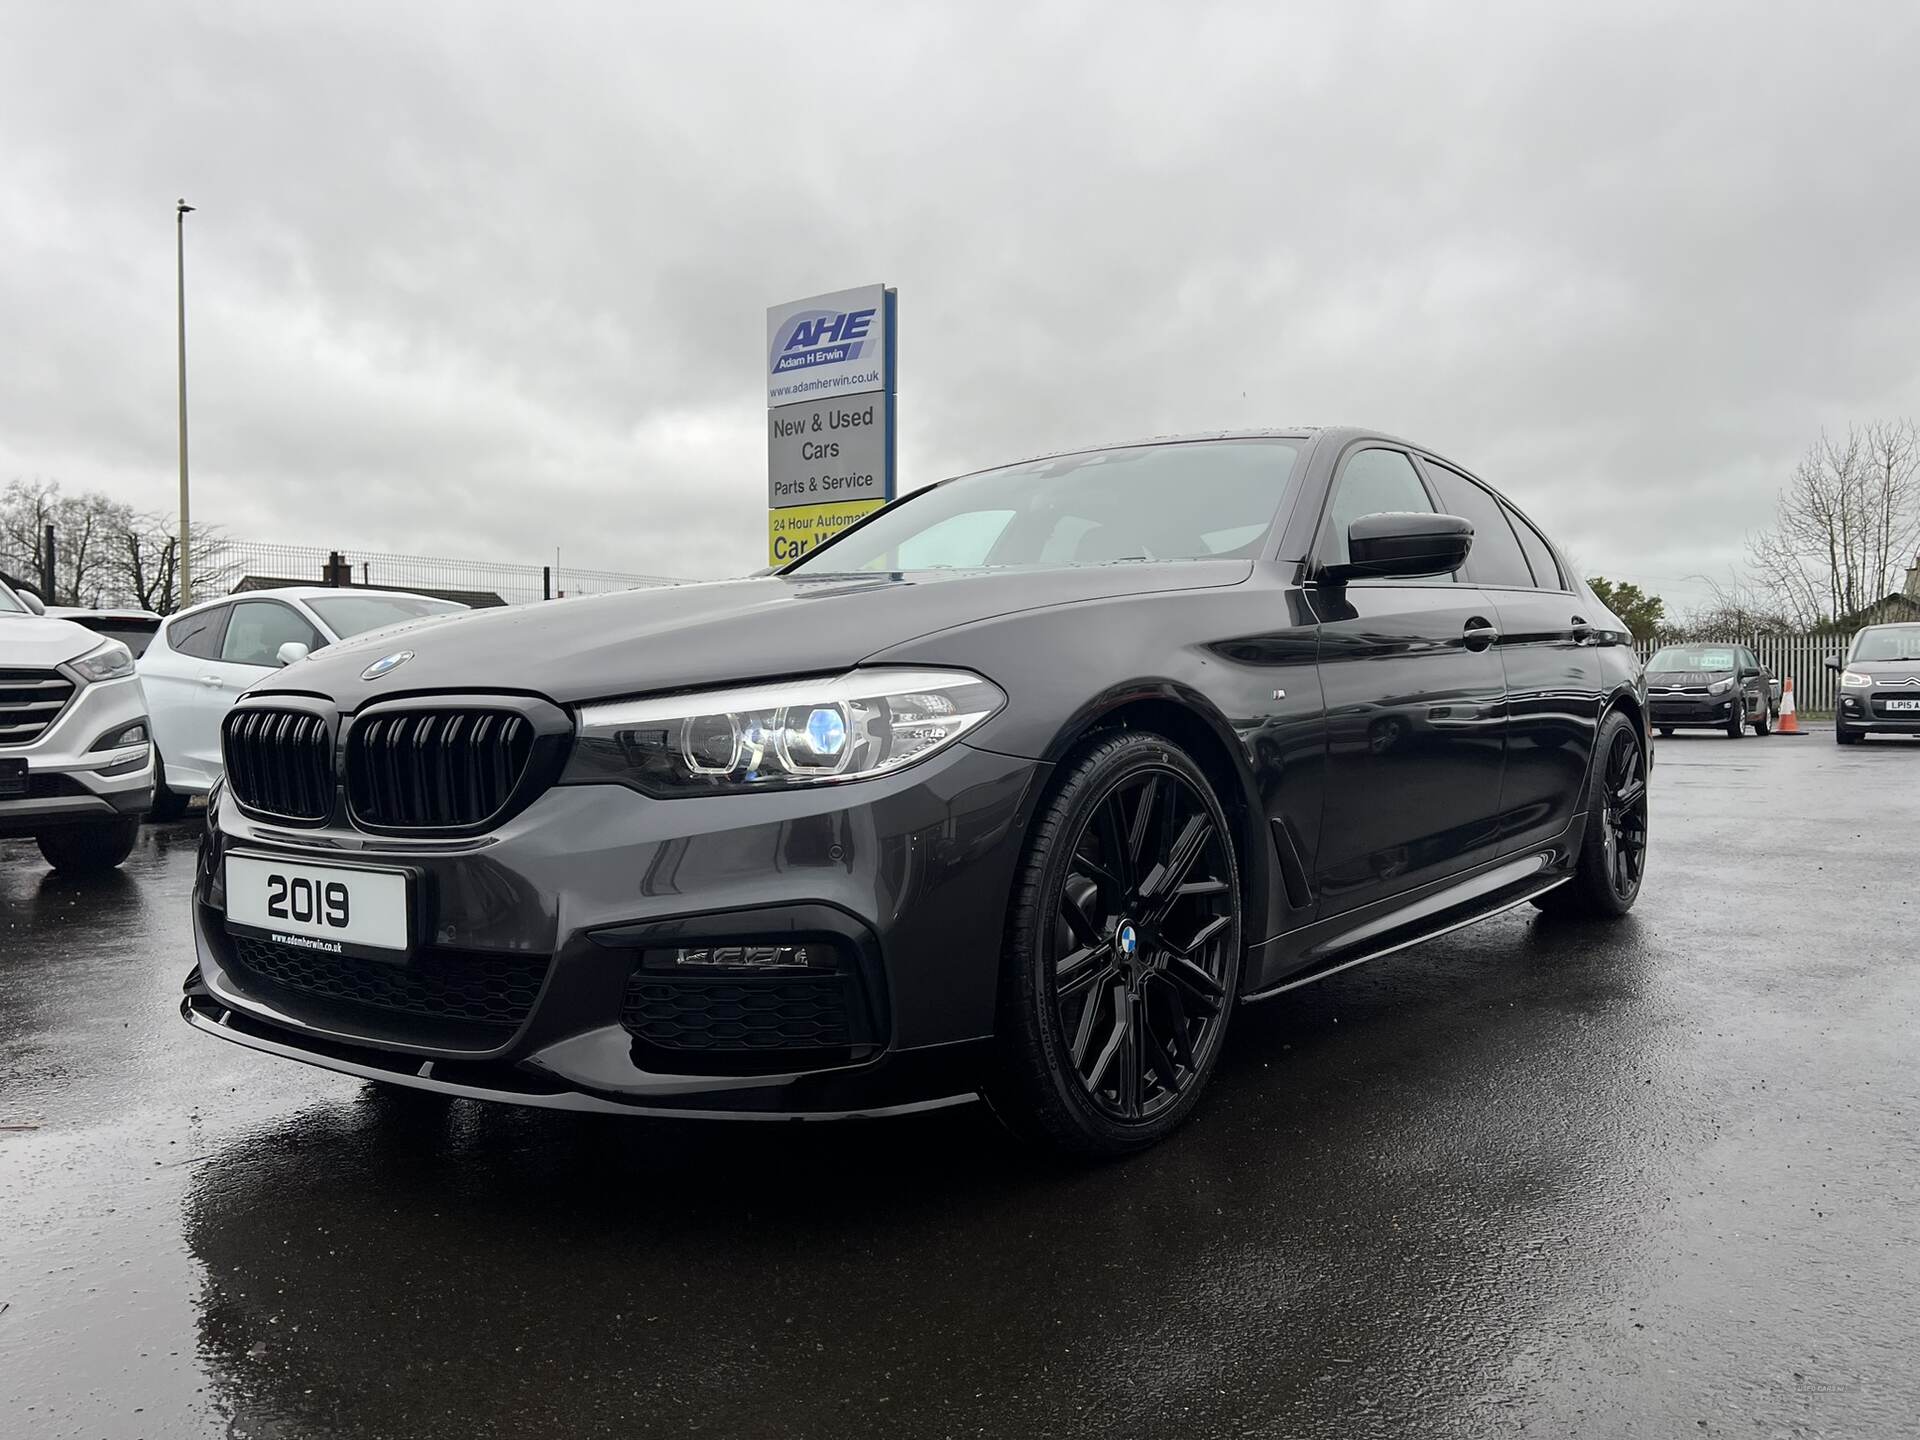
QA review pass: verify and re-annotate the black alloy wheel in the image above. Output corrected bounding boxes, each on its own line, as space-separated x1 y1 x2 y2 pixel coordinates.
1594 725 1649 904
991 731 1243 1156
1533 710 1647 920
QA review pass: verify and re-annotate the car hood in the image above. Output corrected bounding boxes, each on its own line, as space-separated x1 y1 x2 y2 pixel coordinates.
258 562 1254 707
1646 669 1734 688
0 613 108 668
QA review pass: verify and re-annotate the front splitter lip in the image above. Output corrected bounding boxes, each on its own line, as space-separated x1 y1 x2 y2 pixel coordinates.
181 989 981 1121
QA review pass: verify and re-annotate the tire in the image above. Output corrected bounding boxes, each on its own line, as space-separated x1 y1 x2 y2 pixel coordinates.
1837 724 1861 746
1532 709 1647 920
1658 727 1675 738
988 731 1243 1159
1751 708 1771 736
148 751 190 822
37 816 140 873
1725 704 1745 738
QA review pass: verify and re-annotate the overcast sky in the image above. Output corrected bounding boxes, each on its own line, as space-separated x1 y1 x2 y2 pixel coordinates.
4 1 1919 606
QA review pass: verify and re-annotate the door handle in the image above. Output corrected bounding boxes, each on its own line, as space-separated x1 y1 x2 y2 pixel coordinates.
1463 619 1499 652
1570 615 1593 644
200 674 224 687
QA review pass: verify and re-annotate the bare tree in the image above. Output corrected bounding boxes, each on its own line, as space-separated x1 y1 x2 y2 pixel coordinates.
116 514 235 614
0 478 135 606
1747 423 1920 626
1682 574 1804 636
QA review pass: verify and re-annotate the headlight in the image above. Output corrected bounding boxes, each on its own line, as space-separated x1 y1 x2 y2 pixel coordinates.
567 668 1006 796
69 638 135 684
1706 677 1735 695
1841 670 1874 689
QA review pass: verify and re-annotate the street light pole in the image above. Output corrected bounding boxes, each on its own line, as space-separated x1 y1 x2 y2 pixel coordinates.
176 198 195 609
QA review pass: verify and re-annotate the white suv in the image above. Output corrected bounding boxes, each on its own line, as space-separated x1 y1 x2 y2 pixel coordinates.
0 574 155 871
138 586 466 817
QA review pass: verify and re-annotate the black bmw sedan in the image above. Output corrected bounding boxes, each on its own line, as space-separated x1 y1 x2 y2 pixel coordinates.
182 428 1649 1156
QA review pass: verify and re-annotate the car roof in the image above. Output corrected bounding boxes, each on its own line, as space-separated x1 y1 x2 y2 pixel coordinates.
46 605 163 622
949 425 1488 482
169 586 466 617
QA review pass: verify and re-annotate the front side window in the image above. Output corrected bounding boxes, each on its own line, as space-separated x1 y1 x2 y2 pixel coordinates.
1423 464 1534 588
1321 449 1434 568
220 601 322 667
0 579 25 614
306 595 464 639
788 439 1301 574
1851 626 1920 662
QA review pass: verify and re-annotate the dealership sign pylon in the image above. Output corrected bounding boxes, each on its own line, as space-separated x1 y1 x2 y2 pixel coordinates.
765 284 897 566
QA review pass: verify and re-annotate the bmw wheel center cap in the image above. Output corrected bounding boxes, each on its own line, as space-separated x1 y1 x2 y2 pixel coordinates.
1117 921 1139 957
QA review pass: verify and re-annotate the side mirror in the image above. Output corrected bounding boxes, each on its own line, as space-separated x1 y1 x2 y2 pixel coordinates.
18 589 45 615
1824 652 1843 673
1322 512 1473 584
276 641 311 667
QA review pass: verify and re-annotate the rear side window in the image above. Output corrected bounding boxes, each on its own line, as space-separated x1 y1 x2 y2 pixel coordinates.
1322 449 1434 568
167 605 229 660
1422 464 1534 589
1505 506 1566 590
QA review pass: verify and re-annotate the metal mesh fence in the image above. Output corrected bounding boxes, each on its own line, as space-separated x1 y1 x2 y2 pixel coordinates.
208 540 678 608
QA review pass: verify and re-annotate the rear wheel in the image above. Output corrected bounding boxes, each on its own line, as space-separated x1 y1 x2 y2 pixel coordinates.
1532 710 1647 920
148 751 190 822
37 816 140 873
989 731 1242 1159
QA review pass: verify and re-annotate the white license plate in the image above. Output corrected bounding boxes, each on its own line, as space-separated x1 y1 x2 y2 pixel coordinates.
225 854 411 957
1886 699 1920 712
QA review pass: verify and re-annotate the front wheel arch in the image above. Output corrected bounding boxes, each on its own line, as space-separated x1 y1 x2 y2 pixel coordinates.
1036 688 1276 949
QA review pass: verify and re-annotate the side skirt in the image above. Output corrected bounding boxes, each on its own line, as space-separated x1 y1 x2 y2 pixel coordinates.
1240 848 1574 1004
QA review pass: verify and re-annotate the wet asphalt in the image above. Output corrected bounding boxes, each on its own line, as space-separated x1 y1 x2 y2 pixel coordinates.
3 729 1918 1439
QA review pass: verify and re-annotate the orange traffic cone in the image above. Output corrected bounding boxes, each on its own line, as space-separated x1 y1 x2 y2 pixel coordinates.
1777 677 1803 735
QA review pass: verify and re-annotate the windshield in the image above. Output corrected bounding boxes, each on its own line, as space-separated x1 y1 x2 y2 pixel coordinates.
307 595 465 639
0 579 23 614
1851 626 1920 662
787 439 1301 575
1647 646 1738 674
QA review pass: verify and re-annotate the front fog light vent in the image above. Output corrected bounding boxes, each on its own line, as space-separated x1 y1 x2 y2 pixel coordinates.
644 943 836 973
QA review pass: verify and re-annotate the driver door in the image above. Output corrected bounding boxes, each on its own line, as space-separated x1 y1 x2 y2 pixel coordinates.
1308 447 1510 918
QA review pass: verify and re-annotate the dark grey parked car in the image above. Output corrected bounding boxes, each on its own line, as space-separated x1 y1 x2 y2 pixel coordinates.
1829 623 1920 744
180 427 1650 1157
1645 643 1778 738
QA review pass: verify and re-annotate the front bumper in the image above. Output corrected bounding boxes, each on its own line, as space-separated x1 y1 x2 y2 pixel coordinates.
0 674 153 837
1839 692 1920 734
184 741 1046 1116
1648 694 1741 728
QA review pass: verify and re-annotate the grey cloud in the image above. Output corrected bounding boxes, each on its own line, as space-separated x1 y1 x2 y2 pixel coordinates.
3 1 1918 601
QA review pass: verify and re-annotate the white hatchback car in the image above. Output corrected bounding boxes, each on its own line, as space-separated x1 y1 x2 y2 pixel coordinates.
138 587 466 818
